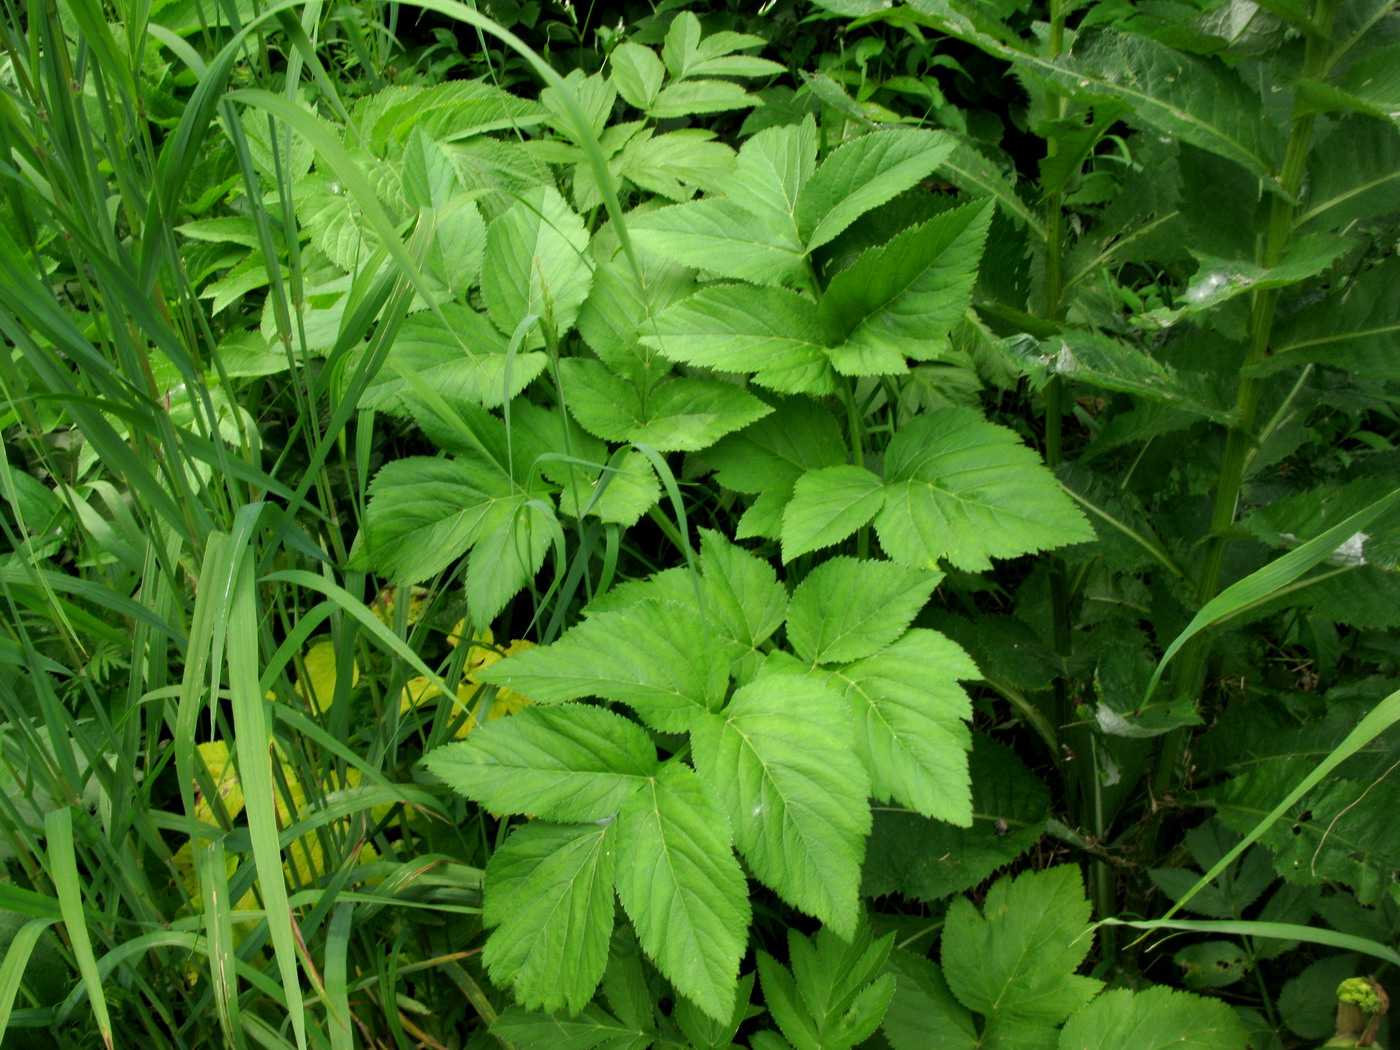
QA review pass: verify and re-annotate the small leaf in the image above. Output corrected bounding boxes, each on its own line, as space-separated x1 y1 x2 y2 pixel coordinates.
691 675 870 935
716 118 817 246
630 199 807 287
491 1004 652 1050
786 556 941 665
649 80 758 119
425 704 658 822
781 465 886 560
647 284 836 395
797 128 956 250
481 185 592 338
614 763 750 1022
629 376 774 452
942 866 1102 1026
482 821 618 1014
610 42 666 111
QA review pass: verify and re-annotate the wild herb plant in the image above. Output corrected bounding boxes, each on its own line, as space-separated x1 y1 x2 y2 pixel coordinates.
2 0 1400 1047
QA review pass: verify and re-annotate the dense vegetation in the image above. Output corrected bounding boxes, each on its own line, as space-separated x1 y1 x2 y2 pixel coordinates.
1 0 1399 1047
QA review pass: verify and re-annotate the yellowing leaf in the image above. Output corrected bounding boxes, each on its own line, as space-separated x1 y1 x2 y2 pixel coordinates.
401 634 537 738
294 639 359 712
372 584 433 626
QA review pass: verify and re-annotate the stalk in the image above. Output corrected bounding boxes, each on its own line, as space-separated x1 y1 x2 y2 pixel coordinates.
1150 0 1339 801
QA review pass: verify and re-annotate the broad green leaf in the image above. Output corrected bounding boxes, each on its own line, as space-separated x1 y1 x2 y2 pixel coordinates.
715 118 817 245
481 185 593 338
797 128 955 250
758 927 896 1050
649 80 759 119
1021 31 1285 182
691 675 870 935
1298 116 1400 234
492 1005 651 1050
1259 257 1400 377
674 972 755 1050
558 360 772 451
935 134 1043 235
629 199 807 287
629 376 774 452
577 250 693 389
942 867 1102 1026
698 528 789 660
662 11 703 78
647 284 836 394
786 557 941 665
875 409 1094 571
363 78 547 150
352 305 546 412
780 465 886 559
1057 987 1249 1050
819 201 992 364
863 734 1050 901
704 398 847 495
614 763 750 1022
352 457 510 582
557 449 661 528
617 130 736 202
1004 333 1231 424
610 42 666 111
482 821 619 1014
827 629 975 822
882 950 979 1050
425 704 657 822
477 599 728 732
464 493 555 624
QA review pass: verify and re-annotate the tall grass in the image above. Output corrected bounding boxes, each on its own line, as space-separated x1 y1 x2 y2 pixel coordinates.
0 1 533 1044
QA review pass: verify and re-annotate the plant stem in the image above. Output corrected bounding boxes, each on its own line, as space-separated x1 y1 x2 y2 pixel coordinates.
1151 0 1339 801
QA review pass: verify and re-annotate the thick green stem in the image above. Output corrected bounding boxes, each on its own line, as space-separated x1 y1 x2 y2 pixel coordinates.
1151 0 1338 800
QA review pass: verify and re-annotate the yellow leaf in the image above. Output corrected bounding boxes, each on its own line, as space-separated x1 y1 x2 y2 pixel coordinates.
294 639 359 713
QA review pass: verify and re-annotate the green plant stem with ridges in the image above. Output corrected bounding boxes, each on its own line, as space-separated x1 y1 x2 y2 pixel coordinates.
1151 0 1339 804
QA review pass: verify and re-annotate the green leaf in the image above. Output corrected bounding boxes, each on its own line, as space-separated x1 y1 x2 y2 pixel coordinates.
629 199 807 287
492 1004 652 1050
646 284 836 395
352 305 547 412
363 78 547 149
758 927 897 1050
691 675 870 935
649 80 759 119
674 972 755 1050
478 599 729 732
617 130 736 202
786 557 941 665
629 376 775 452
352 457 510 583
578 249 694 388
557 449 662 528
863 734 1051 901
943 867 1102 1026
715 119 817 247
1260 257 1400 377
819 201 992 365
827 628 975 822
425 705 658 822
882 950 979 1050
482 821 619 1014
797 128 955 250
780 465 886 560
1057 987 1249 1050
465 493 556 625
614 763 750 1022
1298 116 1400 234
875 409 1094 571
610 42 666 111
704 398 847 494
558 360 773 452
697 528 789 661
481 184 593 338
